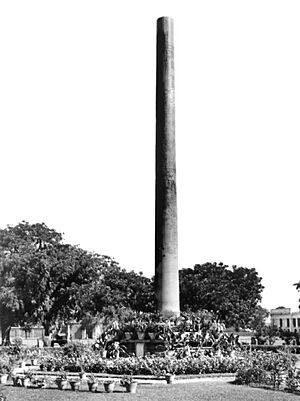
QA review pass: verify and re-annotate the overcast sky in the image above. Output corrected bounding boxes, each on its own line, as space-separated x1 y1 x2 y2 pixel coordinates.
1 1 300 312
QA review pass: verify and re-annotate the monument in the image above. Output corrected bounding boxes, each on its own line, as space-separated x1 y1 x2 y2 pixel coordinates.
155 17 180 317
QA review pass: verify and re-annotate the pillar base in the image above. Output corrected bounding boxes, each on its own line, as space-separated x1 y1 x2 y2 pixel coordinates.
160 309 180 319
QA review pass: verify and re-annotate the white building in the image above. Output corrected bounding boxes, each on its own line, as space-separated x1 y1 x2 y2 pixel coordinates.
270 306 300 332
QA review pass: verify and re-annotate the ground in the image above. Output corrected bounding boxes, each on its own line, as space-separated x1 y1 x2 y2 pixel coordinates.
1 378 299 401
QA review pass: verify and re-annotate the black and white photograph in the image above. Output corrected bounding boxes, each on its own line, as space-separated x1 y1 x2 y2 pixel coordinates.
1 1 300 400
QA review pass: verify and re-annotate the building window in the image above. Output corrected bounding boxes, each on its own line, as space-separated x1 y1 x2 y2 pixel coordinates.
280 319 283 328
293 318 297 327
287 319 290 328
298 318 300 327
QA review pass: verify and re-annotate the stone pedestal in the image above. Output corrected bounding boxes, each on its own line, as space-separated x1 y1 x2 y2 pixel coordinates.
135 342 145 357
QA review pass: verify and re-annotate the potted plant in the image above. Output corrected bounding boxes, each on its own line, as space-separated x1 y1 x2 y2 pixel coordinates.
121 375 138 393
134 318 148 340
108 341 127 359
165 372 175 384
123 325 135 340
0 374 8 385
55 371 68 390
79 369 87 380
69 377 81 391
0 362 11 385
87 374 98 392
30 349 40 366
93 334 110 357
164 363 177 384
34 375 49 388
26 348 39 366
146 323 159 340
103 379 116 393
12 375 21 387
21 371 34 388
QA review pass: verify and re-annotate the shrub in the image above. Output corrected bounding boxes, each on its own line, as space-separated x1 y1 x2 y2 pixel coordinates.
285 367 300 392
235 350 295 389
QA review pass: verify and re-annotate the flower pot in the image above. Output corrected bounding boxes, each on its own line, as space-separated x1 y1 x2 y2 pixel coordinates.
137 332 145 340
37 380 48 389
79 372 87 380
70 380 81 391
31 359 38 366
56 379 68 390
21 377 31 387
124 332 133 340
125 382 138 393
12 376 21 386
104 382 115 393
42 380 49 389
0 374 8 385
20 361 26 370
88 382 98 392
148 332 156 340
165 374 175 384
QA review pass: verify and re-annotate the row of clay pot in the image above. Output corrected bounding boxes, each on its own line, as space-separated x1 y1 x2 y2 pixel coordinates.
9 375 138 394
124 332 156 341
56 379 138 393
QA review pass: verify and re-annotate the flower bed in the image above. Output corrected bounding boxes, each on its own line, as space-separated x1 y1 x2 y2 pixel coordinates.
8 344 300 395
0 343 242 376
235 350 298 392
39 352 240 375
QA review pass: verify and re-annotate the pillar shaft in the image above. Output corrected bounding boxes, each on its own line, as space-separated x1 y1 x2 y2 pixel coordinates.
155 17 180 317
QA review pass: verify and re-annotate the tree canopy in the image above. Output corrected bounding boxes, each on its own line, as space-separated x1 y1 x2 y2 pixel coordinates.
0 222 267 343
179 262 264 330
0 221 154 343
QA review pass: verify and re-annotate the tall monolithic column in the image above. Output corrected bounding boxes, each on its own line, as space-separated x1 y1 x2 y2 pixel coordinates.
155 17 180 317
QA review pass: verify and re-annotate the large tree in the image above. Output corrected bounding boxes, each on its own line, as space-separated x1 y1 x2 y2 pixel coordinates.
95 265 154 312
0 222 100 342
1 222 266 342
0 221 154 343
179 262 264 330
0 222 64 342
248 305 269 332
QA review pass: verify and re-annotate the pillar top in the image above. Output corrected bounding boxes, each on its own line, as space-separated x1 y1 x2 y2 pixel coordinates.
157 16 173 21
157 17 174 42
157 16 174 26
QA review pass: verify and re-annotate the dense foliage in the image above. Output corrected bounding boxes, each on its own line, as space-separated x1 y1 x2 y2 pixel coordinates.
0 222 154 343
39 353 239 375
179 262 264 329
0 344 240 376
91 309 238 358
235 350 296 390
0 222 267 343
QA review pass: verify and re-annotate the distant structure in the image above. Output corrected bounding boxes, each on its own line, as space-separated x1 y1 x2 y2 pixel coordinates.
155 17 180 317
270 306 300 332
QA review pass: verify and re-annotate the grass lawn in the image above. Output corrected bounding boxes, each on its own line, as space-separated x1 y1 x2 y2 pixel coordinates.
1 379 299 401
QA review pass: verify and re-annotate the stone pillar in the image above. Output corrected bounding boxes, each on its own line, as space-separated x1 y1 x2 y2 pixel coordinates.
66 324 71 342
155 17 180 317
